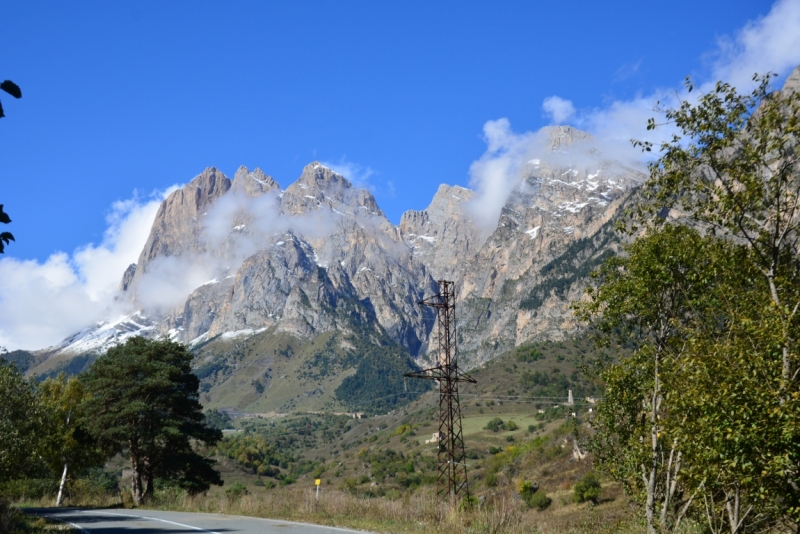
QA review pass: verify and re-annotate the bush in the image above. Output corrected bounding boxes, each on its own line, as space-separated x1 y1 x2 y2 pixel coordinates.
488 446 502 455
0 478 58 501
225 482 249 499
573 472 602 504
517 479 538 499
528 489 552 511
153 479 189 504
516 348 544 363
503 420 518 431
484 418 504 432
86 468 119 495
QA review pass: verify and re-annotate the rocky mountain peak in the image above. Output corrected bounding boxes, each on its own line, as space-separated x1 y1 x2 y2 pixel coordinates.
399 184 479 281
544 125 593 151
296 162 352 191
282 162 384 218
231 166 280 197
186 167 232 208
128 168 232 286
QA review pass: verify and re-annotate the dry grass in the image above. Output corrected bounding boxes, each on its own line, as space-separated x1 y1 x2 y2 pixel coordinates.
10 469 642 533
130 486 642 534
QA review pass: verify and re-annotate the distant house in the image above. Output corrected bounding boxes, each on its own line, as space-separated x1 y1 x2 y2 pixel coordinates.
425 432 444 444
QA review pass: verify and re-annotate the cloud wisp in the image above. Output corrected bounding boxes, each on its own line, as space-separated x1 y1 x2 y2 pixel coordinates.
321 158 376 191
542 96 576 125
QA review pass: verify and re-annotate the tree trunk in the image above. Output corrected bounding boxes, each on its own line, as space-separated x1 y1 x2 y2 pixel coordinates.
56 412 72 507
767 276 792 384
55 462 68 506
645 350 662 534
131 453 145 506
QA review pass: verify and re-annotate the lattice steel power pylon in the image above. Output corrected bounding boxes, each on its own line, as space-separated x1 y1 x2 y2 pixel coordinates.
405 280 476 500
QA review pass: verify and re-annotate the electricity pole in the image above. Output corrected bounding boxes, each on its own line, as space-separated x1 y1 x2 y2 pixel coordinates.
405 280 475 500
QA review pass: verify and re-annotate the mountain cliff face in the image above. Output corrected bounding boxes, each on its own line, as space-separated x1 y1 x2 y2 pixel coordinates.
36 125 644 406
399 126 644 364
29 69 800 413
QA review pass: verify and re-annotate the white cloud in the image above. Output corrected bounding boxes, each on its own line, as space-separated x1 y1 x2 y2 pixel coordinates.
542 96 576 124
466 119 646 234
0 188 176 350
465 0 800 233
466 119 540 232
572 0 800 152
707 0 800 92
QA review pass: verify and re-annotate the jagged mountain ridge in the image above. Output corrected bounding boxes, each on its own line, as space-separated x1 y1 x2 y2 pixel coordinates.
40 126 645 371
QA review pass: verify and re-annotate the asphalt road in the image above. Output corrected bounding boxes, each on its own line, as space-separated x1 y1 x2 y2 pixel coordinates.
26 508 372 534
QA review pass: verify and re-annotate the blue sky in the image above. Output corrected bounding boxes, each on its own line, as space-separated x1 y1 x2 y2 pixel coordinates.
1 0 799 349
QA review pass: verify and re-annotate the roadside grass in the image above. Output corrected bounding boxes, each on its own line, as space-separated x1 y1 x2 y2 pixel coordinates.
138 485 643 534
1 500 75 533
11 475 641 534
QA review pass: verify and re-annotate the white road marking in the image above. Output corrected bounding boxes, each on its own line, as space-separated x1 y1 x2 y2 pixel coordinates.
78 510 222 534
68 521 89 533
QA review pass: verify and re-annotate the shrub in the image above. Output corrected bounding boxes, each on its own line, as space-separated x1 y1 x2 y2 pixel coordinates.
573 472 602 504
528 490 552 511
516 479 538 499
516 348 544 363
488 446 502 455
0 478 58 501
458 494 479 511
86 468 119 495
484 418 504 432
225 482 249 499
503 420 518 431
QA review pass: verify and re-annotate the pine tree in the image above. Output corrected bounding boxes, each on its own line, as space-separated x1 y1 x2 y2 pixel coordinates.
82 337 222 505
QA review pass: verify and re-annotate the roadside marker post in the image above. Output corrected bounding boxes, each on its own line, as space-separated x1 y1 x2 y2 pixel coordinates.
315 478 321 500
